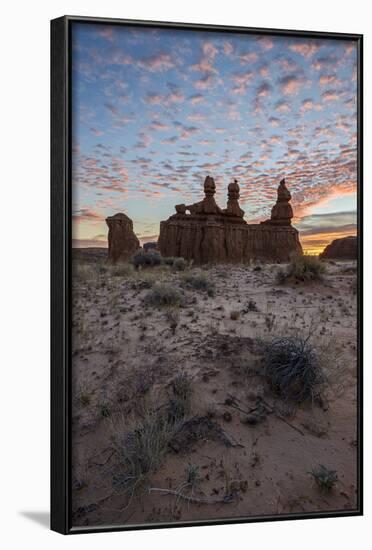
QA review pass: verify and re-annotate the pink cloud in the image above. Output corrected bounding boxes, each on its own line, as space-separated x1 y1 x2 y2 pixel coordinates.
240 52 258 64
187 113 206 122
257 36 274 50
289 42 320 58
189 94 204 105
138 53 176 72
90 127 104 137
275 100 291 113
96 27 115 42
231 70 253 94
148 121 169 131
72 208 103 224
194 74 215 90
279 74 308 95
322 89 340 102
191 41 218 75
319 74 342 86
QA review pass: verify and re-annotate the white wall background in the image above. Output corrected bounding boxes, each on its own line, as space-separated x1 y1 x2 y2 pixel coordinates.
1 0 370 548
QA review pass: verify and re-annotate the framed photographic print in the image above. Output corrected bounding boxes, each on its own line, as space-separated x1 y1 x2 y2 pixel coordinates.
51 15 363 534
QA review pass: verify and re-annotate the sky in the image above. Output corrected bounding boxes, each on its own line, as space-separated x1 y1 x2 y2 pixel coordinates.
71 22 358 254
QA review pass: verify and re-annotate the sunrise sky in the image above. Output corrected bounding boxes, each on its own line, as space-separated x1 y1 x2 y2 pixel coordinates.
71 22 358 255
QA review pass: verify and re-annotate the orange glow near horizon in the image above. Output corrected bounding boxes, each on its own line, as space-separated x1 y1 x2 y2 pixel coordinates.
300 229 357 256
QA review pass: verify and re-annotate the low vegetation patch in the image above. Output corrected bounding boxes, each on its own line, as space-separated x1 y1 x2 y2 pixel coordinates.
277 255 326 283
172 257 188 271
132 250 162 269
110 262 134 277
264 336 325 403
309 464 338 493
145 283 183 308
112 374 193 499
181 272 215 296
73 262 99 282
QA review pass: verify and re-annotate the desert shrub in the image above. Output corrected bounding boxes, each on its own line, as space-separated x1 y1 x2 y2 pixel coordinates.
181 272 215 296
163 256 176 266
309 465 338 493
145 283 183 307
132 250 162 269
276 268 287 284
277 255 326 283
247 300 258 312
173 257 188 271
162 256 188 271
264 336 325 402
100 403 111 418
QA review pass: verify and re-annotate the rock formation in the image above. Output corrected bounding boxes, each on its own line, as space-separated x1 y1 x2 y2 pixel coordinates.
262 178 293 226
175 175 224 216
106 212 140 262
224 179 245 218
320 235 357 260
158 176 302 264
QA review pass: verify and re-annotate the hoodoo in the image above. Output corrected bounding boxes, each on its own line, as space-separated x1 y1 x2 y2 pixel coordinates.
106 212 140 262
158 176 302 264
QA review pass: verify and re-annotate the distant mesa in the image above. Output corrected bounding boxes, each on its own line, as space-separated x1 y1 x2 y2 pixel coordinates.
158 175 303 264
320 235 357 260
106 212 140 262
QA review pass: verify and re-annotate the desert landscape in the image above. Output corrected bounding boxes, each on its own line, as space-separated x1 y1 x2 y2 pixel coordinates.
69 23 359 528
71 235 358 527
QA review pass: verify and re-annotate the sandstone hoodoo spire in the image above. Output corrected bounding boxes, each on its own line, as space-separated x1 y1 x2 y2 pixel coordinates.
106 212 140 263
225 179 244 218
175 175 223 216
264 178 294 226
158 175 303 264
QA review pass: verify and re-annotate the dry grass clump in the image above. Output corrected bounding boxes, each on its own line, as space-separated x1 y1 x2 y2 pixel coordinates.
110 262 135 277
172 257 188 271
277 255 326 283
166 308 180 334
167 373 193 423
145 283 183 308
112 374 193 498
264 336 325 403
112 410 175 496
73 261 99 282
181 272 215 296
309 464 338 493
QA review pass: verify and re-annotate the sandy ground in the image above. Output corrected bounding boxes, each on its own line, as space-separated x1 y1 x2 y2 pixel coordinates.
70 253 358 528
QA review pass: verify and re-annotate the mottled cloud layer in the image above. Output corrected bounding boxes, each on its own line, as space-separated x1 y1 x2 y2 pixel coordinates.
71 24 358 253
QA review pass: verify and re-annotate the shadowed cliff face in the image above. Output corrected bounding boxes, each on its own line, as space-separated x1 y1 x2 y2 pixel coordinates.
159 216 302 264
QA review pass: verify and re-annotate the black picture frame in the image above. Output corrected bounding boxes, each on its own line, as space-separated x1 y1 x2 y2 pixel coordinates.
51 15 363 535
